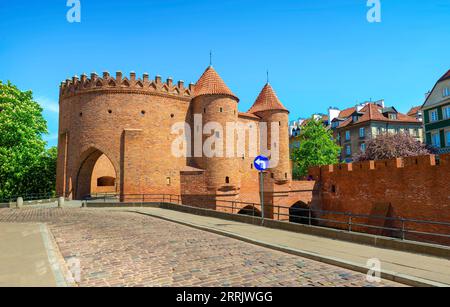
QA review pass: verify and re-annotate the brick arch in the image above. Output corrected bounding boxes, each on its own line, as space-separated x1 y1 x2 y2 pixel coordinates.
237 205 262 217
289 201 313 225
75 147 119 200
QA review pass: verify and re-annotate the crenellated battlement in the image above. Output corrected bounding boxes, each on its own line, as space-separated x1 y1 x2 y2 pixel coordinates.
308 154 449 178
59 71 195 100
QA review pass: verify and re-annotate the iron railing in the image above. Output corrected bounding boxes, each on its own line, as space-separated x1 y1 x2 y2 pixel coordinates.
83 193 450 246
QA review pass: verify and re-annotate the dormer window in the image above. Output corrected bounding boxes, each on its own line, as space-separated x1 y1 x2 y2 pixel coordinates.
443 88 449 97
352 115 359 122
389 113 397 120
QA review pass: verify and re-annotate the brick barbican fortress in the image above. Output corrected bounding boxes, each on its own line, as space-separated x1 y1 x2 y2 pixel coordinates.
56 66 449 244
56 66 314 218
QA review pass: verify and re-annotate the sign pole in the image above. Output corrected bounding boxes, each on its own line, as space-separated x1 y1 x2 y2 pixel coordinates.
254 155 269 226
260 171 264 224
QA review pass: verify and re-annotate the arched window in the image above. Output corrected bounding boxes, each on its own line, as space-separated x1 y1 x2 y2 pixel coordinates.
225 177 230 184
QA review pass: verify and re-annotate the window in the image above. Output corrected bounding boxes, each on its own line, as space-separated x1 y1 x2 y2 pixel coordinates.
359 128 365 138
361 143 366 152
414 128 419 137
431 132 441 147
219 107 223 113
345 131 350 141
443 106 450 120
443 88 449 97
215 131 220 138
429 109 439 122
389 113 397 120
225 177 230 184
352 116 359 122
97 177 115 187
446 130 450 147
166 177 171 186
346 145 351 156
377 127 382 135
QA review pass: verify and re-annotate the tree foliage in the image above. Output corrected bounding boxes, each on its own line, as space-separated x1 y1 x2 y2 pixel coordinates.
353 132 434 162
0 81 56 200
291 118 341 178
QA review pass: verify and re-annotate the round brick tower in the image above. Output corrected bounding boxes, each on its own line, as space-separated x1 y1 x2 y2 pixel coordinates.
191 66 241 192
248 83 291 183
56 71 194 200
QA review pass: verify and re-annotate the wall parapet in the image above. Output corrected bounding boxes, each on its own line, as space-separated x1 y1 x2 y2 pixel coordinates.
308 154 447 178
59 71 195 100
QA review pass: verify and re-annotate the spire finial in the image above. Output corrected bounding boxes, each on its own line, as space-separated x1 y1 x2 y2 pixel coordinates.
266 70 269 84
209 50 213 67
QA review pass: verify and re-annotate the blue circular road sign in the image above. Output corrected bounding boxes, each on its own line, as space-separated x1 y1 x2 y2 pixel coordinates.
254 155 269 171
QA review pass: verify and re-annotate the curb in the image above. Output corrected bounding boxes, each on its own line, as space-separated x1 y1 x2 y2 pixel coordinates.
39 224 70 287
128 209 448 288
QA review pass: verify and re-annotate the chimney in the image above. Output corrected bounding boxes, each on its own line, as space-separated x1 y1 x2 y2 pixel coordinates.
328 107 341 124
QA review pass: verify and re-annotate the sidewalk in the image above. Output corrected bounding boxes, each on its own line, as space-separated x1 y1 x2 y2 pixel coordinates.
0 223 68 287
125 207 450 287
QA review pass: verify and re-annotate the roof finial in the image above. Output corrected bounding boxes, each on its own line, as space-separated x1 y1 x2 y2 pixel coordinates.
266 70 270 84
209 50 213 67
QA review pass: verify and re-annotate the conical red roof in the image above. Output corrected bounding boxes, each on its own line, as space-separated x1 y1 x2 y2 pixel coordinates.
193 66 238 100
248 83 288 114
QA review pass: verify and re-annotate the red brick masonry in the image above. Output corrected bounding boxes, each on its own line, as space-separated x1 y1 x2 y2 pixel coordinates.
308 154 450 245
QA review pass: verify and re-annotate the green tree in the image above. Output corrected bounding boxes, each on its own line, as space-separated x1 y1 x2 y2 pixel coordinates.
291 118 340 178
0 81 55 200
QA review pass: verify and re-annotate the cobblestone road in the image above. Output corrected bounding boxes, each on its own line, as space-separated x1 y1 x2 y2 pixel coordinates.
0 208 403 287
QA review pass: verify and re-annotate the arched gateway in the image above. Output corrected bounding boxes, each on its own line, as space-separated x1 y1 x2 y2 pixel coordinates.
75 148 118 200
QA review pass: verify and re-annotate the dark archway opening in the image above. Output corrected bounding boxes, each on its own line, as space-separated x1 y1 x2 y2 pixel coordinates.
289 202 313 225
238 205 262 217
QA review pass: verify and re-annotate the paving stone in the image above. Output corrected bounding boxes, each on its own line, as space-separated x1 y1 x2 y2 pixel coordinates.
0 208 404 287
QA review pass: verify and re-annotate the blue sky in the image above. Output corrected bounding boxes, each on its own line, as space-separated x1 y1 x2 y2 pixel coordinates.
1 0 449 147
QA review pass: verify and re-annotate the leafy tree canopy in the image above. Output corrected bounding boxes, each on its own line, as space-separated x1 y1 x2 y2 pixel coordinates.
0 81 56 200
354 132 434 162
292 118 340 178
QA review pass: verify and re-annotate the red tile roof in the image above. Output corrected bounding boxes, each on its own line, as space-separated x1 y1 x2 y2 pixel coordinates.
193 66 238 100
248 83 288 114
407 106 421 117
238 112 261 120
438 69 450 82
338 107 357 118
338 103 420 128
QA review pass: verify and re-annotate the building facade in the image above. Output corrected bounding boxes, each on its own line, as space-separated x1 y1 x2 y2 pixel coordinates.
329 101 423 162
56 66 315 217
422 69 450 153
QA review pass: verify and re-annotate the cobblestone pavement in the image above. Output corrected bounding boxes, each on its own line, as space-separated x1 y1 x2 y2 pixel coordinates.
0 208 404 287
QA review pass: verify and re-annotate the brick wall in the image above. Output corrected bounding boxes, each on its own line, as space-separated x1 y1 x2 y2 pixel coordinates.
308 154 450 245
